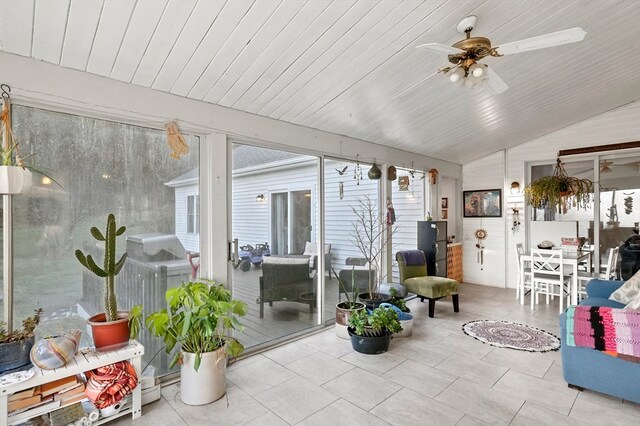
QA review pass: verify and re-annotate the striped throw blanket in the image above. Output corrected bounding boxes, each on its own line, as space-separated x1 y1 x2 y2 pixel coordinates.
84 361 138 409
565 305 640 363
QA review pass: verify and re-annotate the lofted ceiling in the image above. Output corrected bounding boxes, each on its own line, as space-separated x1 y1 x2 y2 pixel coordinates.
1 0 639 164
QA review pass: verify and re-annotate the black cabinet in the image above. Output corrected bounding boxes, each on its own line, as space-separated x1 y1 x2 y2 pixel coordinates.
417 221 447 277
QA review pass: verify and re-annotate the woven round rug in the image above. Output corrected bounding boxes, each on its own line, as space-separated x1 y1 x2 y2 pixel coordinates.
462 320 560 352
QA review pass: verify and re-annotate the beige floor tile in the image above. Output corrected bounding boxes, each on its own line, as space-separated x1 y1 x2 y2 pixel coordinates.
437 333 494 358
109 397 187 426
492 370 578 415
243 411 289 426
382 359 457 398
227 356 297 396
299 329 354 358
254 376 337 425
435 353 508 387
322 368 402 411
574 388 624 409
286 351 355 385
173 385 268 425
454 414 491 426
390 338 454 367
482 347 554 378
435 378 524 425
262 341 317 366
371 387 464 426
542 361 565 384
340 349 406 374
297 398 390 426
570 393 640 425
511 401 583 426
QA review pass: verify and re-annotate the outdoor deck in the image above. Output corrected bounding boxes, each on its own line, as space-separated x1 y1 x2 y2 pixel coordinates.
232 265 341 349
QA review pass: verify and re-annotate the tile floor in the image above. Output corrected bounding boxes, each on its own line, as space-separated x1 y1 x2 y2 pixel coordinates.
112 284 640 425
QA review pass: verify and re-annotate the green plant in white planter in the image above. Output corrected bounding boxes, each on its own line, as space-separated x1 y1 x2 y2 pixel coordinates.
146 280 247 405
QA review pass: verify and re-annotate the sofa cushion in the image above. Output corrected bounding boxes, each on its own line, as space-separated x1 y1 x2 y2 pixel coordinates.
624 292 640 310
609 269 640 305
579 297 625 309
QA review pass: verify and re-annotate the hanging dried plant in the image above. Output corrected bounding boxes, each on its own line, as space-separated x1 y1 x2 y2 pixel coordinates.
524 158 593 214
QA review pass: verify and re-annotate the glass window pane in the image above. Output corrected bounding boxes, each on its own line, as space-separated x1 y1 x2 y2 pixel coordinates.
9 105 199 376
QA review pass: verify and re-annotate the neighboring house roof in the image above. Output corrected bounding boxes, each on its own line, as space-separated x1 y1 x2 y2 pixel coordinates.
165 169 198 187
232 144 299 170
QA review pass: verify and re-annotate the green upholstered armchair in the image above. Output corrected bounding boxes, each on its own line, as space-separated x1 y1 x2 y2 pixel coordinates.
396 250 459 318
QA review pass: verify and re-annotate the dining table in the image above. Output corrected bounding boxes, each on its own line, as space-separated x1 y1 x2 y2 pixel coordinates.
520 249 592 306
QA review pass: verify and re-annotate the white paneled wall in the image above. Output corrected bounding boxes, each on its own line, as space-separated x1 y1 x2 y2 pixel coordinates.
504 100 640 290
463 151 506 287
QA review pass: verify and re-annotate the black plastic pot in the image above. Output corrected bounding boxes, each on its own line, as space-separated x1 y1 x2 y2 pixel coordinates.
0 336 35 373
347 327 391 355
357 293 391 310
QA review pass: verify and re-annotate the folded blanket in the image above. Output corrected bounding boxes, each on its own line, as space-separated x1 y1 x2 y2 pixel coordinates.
565 305 640 363
84 361 138 409
400 250 425 266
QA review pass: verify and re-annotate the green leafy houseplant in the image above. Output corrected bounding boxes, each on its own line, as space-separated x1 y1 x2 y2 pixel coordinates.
348 306 402 337
0 308 42 344
525 158 593 214
146 280 247 371
388 287 409 313
0 308 43 372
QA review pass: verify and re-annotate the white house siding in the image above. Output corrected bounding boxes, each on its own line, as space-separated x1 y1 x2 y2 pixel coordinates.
173 185 200 252
462 151 506 287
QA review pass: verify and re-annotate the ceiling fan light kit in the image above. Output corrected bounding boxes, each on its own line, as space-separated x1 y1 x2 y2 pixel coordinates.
416 15 586 95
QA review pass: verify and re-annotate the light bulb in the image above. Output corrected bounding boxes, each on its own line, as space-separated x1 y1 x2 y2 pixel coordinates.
471 64 484 78
464 78 474 88
449 68 464 83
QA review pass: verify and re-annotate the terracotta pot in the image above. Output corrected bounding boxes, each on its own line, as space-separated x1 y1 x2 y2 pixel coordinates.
88 311 130 351
335 302 366 339
180 346 227 405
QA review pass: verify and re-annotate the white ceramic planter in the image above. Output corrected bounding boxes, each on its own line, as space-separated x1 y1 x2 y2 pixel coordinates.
0 166 32 194
180 346 227 405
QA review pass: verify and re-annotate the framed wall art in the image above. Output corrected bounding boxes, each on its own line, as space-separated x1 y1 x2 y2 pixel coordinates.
463 189 502 218
441 197 448 208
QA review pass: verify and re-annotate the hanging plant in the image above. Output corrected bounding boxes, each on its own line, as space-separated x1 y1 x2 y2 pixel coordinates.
524 158 593 214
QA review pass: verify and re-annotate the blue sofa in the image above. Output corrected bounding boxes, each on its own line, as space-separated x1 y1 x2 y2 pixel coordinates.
559 279 640 403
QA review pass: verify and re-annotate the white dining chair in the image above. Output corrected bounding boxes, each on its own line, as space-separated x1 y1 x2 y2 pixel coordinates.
515 243 532 304
575 247 619 301
530 248 572 313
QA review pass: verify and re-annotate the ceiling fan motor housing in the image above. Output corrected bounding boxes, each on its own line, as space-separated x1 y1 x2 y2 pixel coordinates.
448 37 493 64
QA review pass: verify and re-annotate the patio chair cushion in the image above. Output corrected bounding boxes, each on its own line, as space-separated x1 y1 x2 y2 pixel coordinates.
262 256 309 265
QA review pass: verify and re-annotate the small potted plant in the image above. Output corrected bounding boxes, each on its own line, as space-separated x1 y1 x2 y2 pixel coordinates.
525 158 592 214
333 268 366 339
347 306 402 354
75 213 139 350
386 288 413 338
146 279 247 405
0 308 42 373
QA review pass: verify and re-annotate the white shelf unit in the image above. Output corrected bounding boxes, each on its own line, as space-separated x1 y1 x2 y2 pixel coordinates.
1 341 144 426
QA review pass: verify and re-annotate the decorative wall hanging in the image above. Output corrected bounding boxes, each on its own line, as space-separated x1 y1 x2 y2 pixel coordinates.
624 193 634 215
428 168 438 185
442 209 448 220
524 157 592 214
336 165 348 175
165 121 189 160
387 165 397 181
511 208 521 231
474 228 487 269
398 176 409 191
339 182 344 200
605 190 619 226
464 189 502 217
386 198 396 225
368 160 382 180
441 198 448 208
353 154 363 185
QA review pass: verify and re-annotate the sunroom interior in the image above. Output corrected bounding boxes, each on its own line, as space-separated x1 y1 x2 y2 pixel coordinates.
1 1 639 425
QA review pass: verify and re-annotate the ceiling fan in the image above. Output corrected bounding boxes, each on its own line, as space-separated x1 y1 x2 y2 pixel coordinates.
410 16 586 95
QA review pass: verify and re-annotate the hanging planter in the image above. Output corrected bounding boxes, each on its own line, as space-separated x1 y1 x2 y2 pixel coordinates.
0 165 32 194
525 158 593 214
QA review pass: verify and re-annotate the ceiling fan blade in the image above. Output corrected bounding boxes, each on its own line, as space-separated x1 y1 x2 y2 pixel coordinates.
495 27 586 56
416 43 465 55
393 69 442 99
485 66 509 95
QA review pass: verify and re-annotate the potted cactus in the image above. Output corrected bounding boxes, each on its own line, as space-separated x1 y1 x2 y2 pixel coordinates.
75 213 133 350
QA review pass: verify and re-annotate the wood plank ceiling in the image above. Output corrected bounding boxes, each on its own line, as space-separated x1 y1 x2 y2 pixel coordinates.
1 0 639 164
